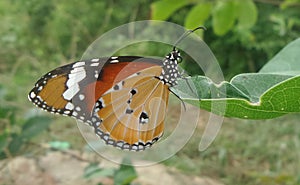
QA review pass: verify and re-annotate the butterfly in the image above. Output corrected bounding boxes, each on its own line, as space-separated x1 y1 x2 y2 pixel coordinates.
28 26 205 151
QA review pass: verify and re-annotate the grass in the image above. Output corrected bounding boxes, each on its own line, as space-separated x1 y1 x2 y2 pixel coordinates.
163 112 300 185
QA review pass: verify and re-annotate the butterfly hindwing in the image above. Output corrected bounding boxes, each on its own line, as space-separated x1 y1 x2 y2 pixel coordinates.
91 66 169 151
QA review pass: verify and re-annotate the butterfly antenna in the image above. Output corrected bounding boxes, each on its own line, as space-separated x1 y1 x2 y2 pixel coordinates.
173 26 206 51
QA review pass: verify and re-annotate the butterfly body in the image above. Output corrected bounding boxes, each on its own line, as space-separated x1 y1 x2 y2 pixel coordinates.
159 49 182 87
29 50 182 151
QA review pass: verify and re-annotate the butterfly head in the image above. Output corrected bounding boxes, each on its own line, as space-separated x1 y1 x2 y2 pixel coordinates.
159 26 206 87
170 49 182 63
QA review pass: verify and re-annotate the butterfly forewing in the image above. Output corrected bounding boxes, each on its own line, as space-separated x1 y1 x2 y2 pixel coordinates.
29 59 113 121
28 57 161 123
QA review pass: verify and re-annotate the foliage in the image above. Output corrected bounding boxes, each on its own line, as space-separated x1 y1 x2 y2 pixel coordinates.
152 0 258 36
0 108 52 158
113 158 138 185
84 158 137 185
174 38 300 119
152 0 300 79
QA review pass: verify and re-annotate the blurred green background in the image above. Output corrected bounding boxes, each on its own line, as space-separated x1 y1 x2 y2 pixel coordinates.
0 0 300 185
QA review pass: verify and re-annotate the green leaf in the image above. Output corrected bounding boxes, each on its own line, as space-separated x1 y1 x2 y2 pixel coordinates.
212 0 237 35
175 38 300 119
3 116 52 157
7 134 24 156
0 105 16 126
236 0 257 29
184 2 212 29
114 158 137 185
259 38 300 75
84 163 115 179
0 134 9 155
230 74 294 103
21 116 52 140
280 0 300 9
151 0 189 20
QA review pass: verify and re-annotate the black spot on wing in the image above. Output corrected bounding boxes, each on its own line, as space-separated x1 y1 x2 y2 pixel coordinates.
130 89 137 95
139 111 149 124
125 108 133 114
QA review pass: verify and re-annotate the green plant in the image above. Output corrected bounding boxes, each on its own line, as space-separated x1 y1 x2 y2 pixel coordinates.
152 0 300 79
84 157 137 185
152 0 258 36
0 107 52 159
174 38 300 119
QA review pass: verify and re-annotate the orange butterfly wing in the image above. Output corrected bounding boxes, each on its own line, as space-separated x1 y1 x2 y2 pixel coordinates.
28 57 162 125
91 66 170 151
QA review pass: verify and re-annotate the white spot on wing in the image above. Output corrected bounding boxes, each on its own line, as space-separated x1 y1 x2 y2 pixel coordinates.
65 102 74 110
63 86 80 101
36 96 43 101
117 142 123 147
90 63 99 67
110 59 119 63
63 66 86 100
30 92 36 98
73 61 85 68
72 111 78 117
79 94 85 100
95 121 101 127
91 58 100 62
103 135 109 141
